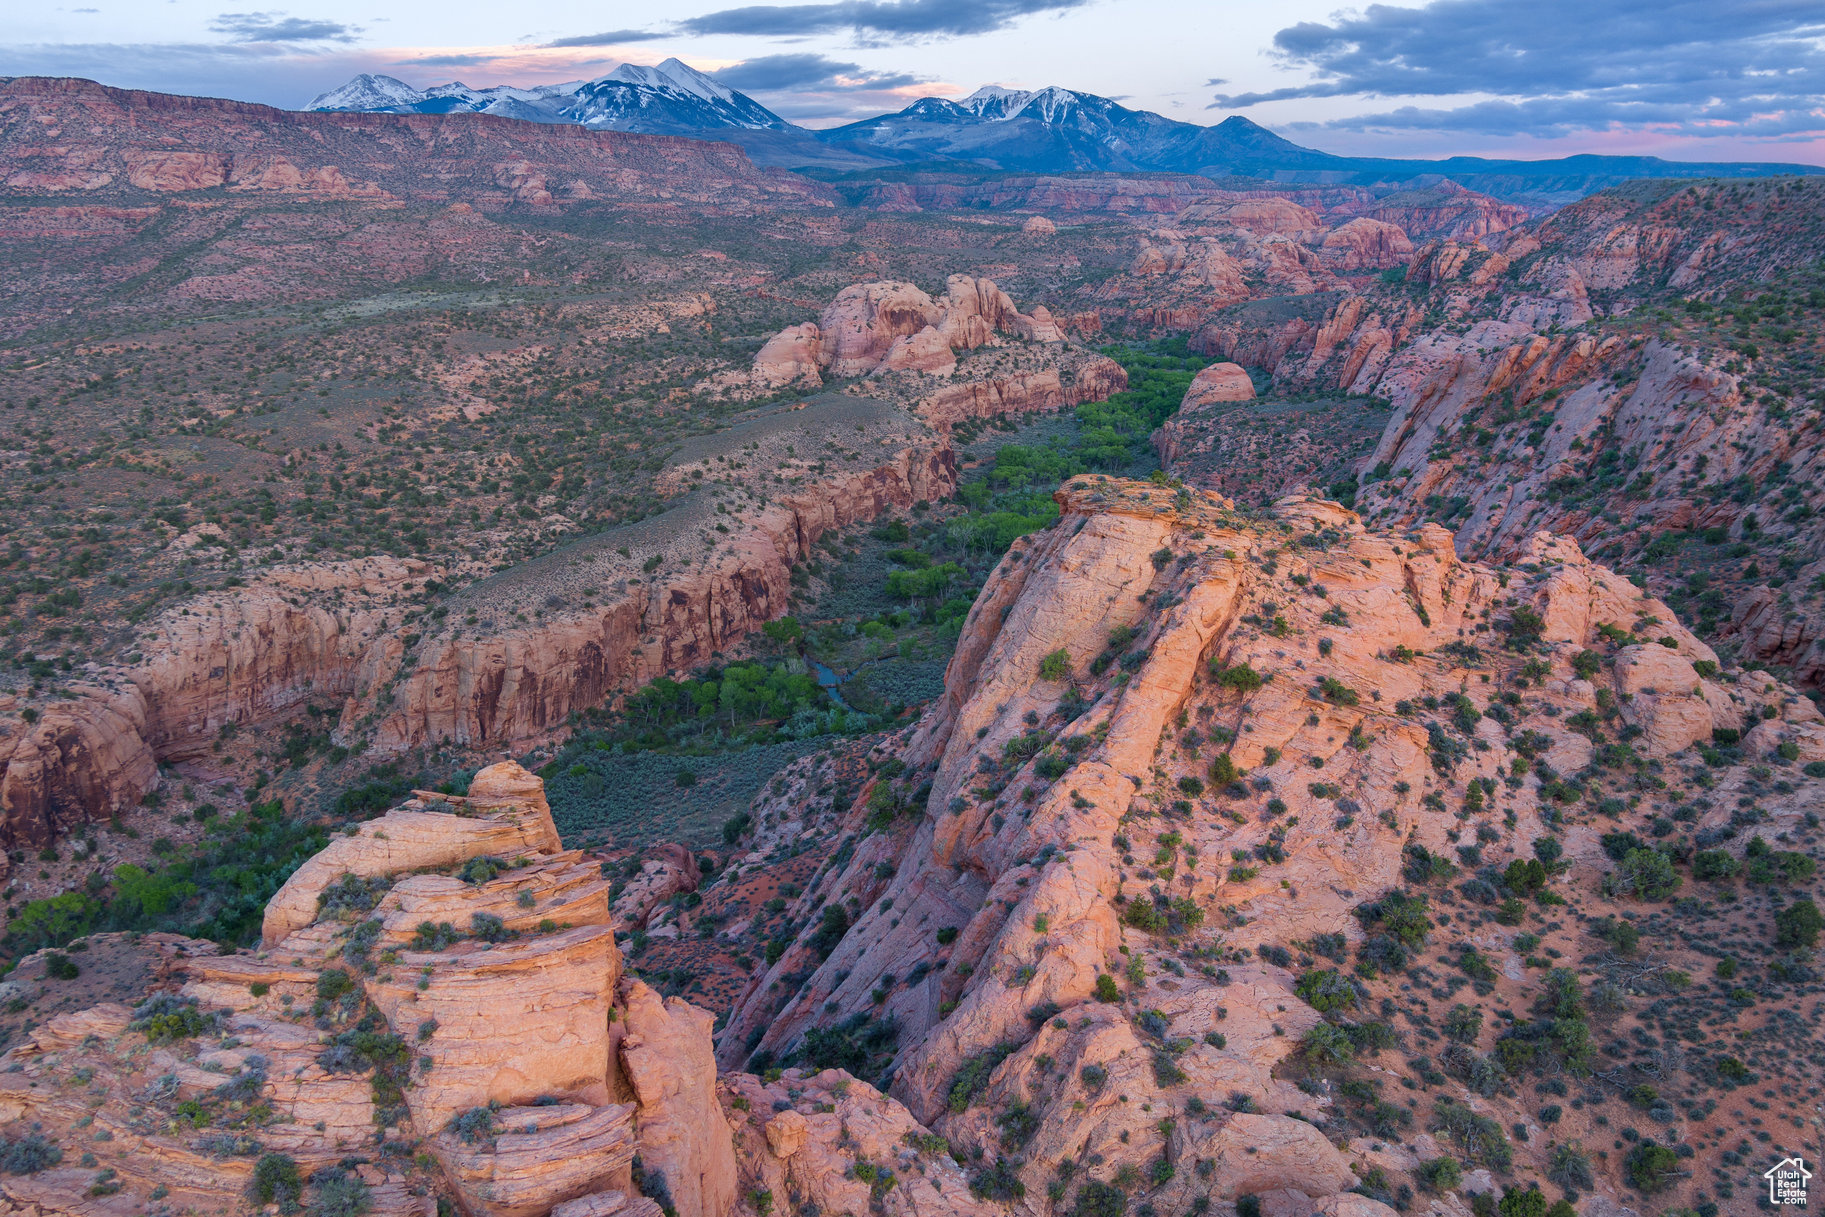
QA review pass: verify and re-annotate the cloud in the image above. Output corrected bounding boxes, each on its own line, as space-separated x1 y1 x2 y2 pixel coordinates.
209 11 359 43
683 0 1089 40
543 29 671 48
1211 0 1825 143
711 52 917 93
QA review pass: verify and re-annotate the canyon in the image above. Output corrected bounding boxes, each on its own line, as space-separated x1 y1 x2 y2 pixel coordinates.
0 75 1819 1217
3 478 1817 1217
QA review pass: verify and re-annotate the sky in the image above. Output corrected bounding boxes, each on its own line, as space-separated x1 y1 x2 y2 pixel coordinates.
6 0 1825 164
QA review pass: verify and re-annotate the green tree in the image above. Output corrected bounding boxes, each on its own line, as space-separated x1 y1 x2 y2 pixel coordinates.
1776 898 1822 948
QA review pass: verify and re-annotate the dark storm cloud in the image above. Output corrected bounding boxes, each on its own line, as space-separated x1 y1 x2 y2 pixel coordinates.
711 53 918 92
1212 0 1825 140
543 29 672 48
684 0 1089 40
209 12 358 43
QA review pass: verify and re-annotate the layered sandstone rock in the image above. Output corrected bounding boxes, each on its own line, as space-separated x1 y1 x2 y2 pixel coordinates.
915 351 1129 430
1319 217 1415 271
1183 361 1256 406
751 322 824 389
2 762 733 1217
751 274 1069 387
619 980 737 1217
723 1070 1002 1217
0 682 156 850
1150 362 1254 468
716 476 1822 1213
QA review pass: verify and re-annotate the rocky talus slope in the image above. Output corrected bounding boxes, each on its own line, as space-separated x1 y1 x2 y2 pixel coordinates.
714 477 1822 1215
0 762 734 1217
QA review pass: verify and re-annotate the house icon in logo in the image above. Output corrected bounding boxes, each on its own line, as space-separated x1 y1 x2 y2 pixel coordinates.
1765 1156 1812 1206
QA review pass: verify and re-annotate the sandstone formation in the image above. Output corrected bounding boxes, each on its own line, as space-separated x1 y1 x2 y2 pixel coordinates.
1144 182 1825 691
0 762 735 1217
751 274 1072 387
1319 217 1415 272
915 350 1130 430
717 476 1821 1213
0 683 156 851
1183 361 1256 406
1149 362 1256 470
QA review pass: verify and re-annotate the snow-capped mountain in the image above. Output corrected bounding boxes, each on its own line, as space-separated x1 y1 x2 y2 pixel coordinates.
555 59 789 133
305 59 788 134
812 84 1335 176
299 71 1812 198
305 74 428 113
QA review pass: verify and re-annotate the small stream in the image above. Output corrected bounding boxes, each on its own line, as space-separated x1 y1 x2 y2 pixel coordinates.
811 659 850 710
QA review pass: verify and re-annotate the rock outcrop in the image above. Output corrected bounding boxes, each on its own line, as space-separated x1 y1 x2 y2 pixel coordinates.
751 274 1070 388
0 683 157 851
716 476 1822 1213
1 763 734 1217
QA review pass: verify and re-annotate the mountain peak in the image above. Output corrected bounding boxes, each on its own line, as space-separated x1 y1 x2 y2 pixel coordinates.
605 58 739 107
305 73 422 112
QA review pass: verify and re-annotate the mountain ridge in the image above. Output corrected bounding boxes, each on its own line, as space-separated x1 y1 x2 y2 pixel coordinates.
301 67 1823 203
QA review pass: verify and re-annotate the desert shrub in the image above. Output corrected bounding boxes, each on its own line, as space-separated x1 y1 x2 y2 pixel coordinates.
1072 1181 1127 1217
307 1168 370 1217
1039 650 1071 681
1302 1023 1356 1068
1294 969 1359 1013
1591 916 1641 955
316 969 354 1001
1415 1157 1461 1192
948 1042 1016 1112
130 994 220 1043
1444 1004 1482 1043
1433 1099 1511 1170
970 1156 1026 1200
1624 1140 1680 1193
0 1132 61 1175
1093 974 1120 1002
794 1013 898 1085
1151 1050 1187 1086
1212 663 1264 694
251 1153 304 1214
808 904 850 959
1606 848 1681 900
458 855 503 885
317 873 389 917
1497 1185 1548 1217
1691 849 1741 882
412 921 460 950
1776 898 1823 948
1355 889 1431 946
470 912 511 943
448 1106 498 1145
